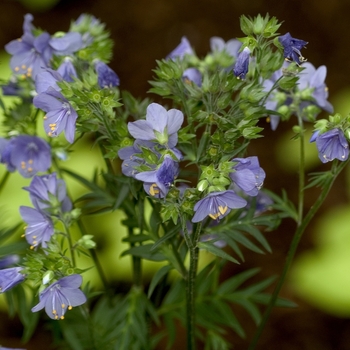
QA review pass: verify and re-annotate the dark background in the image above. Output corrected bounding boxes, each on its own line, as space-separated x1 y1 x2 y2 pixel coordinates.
1 0 350 349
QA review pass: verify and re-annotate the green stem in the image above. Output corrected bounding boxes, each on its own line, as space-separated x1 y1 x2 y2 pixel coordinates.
297 113 305 226
182 219 202 350
248 159 349 350
64 224 76 268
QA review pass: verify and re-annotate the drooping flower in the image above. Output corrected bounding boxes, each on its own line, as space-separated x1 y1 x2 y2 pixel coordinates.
33 87 78 144
94 60 120 88
23 173 72 213
182 68 202 87
128 103 184 148
167 36 194 60
210 37 242 58
19 206 54 249
0 135 51 178
278 32 308 65
233 47 251 79
230 157 266 197
297 62 333 113
0 267 25 293
192 190 247 223
311 129 349 163
135 155 179 197
31 274 87 320
57 58 77 83
0 255 20 269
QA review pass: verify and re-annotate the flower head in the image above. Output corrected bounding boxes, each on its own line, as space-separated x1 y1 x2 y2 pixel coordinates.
278 32 308 65
19 206 54 249
135 155 179 197
210 37 242 58
34 88 78 144
31 274 86 320
230 157 265 196
311 129 349 163
167 36 194 60
0 135 51 178
94 60 120 88
182 68 202 87
298 62 333 113
23 173 72 213
0 267 25 293
128 103 184 148
192 190 247 223
49 32 83 56
233 47 251 79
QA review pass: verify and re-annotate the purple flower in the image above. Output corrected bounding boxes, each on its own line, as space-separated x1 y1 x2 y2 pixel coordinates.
35 68 63 94
31 274 87 320
0 255 20 269
210 37 242 58
0 267 25 293
278 32 308 65
5 14 52 79
135 155 179 197
34 88 78 144
230 157 266 196
182 68 202 87
57 58 77 83
23 173 72 213
94 60 120 88
233 47 251 79
167 36 194 60
192 190 247 223
128 103 184 148
19 206 54 249
0 347 26 350
298 62 333 113
311 129 349 163
49 32 83 56
0 135 51 178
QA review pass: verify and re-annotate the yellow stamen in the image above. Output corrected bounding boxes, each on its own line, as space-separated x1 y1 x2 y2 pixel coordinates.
218 205 228 215
149 183 160 196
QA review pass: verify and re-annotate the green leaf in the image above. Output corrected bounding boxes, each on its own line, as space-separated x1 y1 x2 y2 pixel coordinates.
148 265 172 298
217 268 260 294
121 244 166 261
197 242 240 264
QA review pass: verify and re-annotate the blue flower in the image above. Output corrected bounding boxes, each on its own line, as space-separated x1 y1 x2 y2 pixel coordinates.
94 60 120 88
33 88 78 144
19 206 54 249
167 36 194 60
311 129 349 163
49 32 83 56
35 68 63 94
0 255 20 269
31 274 87 320
0 267 25 293
5 14 52 79
23 173 72 213
128 103 184 148
230 157 266 196
0 135 51 178
233 47 251 79
210 37 242 58
182 68 202 87
135 155 179 197
278 32 308 65
298 62 333 113
57 58 77 83
192 190 247 223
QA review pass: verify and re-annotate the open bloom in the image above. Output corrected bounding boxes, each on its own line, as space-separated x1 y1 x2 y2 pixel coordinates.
210 37 242 57
128 103 184 148
31 274 87 320
34 87 78 144
23 173 72 213
233 47 251 79
19 206 54 249
167 36 194 59
230 157 266 196
0 135 51 178
278 32 308 65
311 129 349 163
135 155 179 197
192 190 247 223
94 60 120 88
298 62 333 113
0 267 25 293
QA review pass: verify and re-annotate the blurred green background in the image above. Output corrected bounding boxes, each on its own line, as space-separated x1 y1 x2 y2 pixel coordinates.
1 0 350 349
